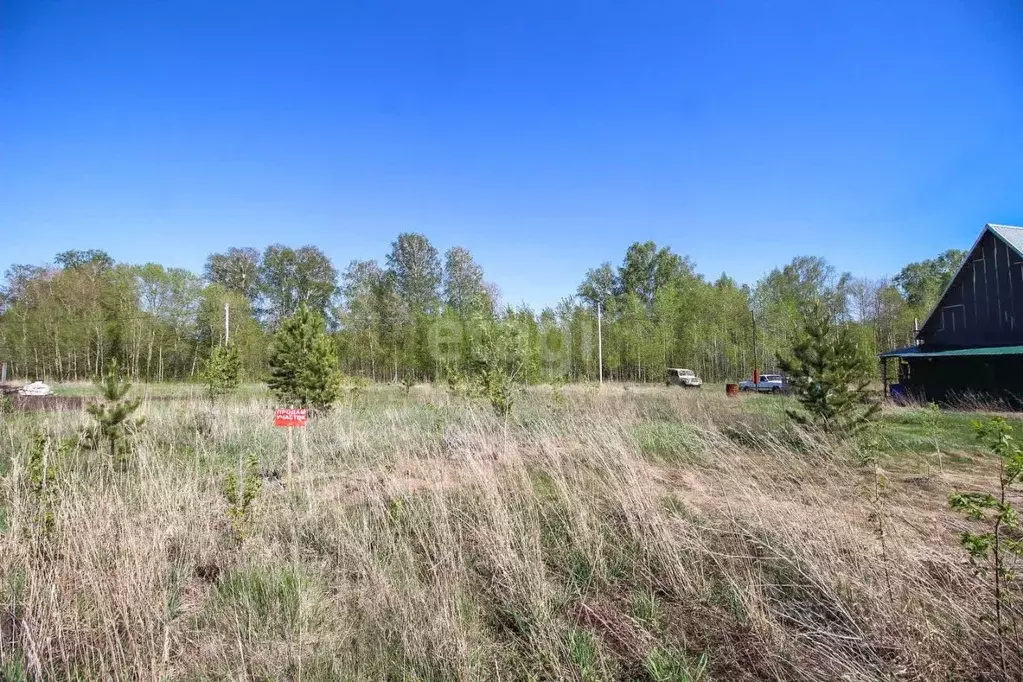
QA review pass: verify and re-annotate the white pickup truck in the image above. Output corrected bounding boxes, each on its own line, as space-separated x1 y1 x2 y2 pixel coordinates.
738 374 788 393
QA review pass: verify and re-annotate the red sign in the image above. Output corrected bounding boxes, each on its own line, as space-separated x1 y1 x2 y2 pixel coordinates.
274 408 308 427
752 369 760 385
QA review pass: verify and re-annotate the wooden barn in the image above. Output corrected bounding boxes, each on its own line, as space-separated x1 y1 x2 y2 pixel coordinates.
881 223 1023 407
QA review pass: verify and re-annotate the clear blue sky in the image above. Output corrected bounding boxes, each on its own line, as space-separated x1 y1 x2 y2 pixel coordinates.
2 1 1022 309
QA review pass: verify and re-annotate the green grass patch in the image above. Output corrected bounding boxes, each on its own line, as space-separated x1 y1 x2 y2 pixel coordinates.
565 627 613 681
645 646 709 682
875 406 1023 460
633 422 704 464
631 586 662 628
210 565 308 637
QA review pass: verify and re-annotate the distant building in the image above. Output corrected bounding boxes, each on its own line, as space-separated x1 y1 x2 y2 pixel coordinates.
881 224 1023 406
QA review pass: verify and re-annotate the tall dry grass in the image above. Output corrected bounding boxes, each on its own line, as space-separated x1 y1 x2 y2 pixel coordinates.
0 385 1019 680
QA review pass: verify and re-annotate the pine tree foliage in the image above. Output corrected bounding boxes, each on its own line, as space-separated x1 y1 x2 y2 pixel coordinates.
85 358 144 465
224 453 262 541
204 343 242 401
267 303 341 410
27 432 57 538
777 299 879 436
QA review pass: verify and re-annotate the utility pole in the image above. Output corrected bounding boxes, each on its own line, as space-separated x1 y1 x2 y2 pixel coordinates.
224 303 230 346
597 300 603 386
751 310 758 387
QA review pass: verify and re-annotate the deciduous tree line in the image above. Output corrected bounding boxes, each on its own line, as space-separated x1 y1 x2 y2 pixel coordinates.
0 236 965 384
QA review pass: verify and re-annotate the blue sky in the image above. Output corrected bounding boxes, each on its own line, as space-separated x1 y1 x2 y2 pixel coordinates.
2 1 1022 309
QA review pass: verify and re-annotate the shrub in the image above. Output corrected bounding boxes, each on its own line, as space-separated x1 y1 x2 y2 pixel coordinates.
468 320 529 420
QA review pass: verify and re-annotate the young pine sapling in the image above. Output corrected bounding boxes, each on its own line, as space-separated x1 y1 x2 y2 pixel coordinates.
267 303 341 411
203 343 241 403
85 359 144 468
777 299 879 438
224 453 262 542
26 433 56 541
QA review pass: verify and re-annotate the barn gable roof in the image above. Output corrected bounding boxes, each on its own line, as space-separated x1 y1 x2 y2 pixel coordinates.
917 223 1023 340
988 224 1023 259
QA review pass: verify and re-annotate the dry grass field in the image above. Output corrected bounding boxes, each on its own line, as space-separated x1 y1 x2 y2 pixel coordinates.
1 384 1021 680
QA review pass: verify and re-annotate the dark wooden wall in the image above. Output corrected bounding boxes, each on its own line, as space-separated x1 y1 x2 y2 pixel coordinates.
899 355 1023 407
918 229 1023 348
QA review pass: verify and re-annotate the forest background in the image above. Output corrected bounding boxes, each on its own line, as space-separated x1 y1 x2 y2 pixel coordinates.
0 234 962 384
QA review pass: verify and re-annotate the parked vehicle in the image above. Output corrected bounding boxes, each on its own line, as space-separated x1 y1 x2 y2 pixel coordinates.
666 368 702 388
738 374 787 393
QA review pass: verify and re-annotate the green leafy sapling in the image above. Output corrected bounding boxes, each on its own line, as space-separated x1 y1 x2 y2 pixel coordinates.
224 453 262 541
444 366 482 400
203 343 241 403
85 358 144 468
949 417 1023 673
858 438 894 603
469 321 527 422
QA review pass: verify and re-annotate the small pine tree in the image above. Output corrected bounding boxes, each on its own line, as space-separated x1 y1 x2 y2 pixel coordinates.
26 432 56 539
85 358 144 467
204 343 242 402
224 453 262 541
777 299 879 436
267 303 341 410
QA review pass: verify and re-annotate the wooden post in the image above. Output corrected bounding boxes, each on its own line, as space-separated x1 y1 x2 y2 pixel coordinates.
286 427 293 488
597 301 603 386
881 356 888 401
301 426 310 495
751 310 758 388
